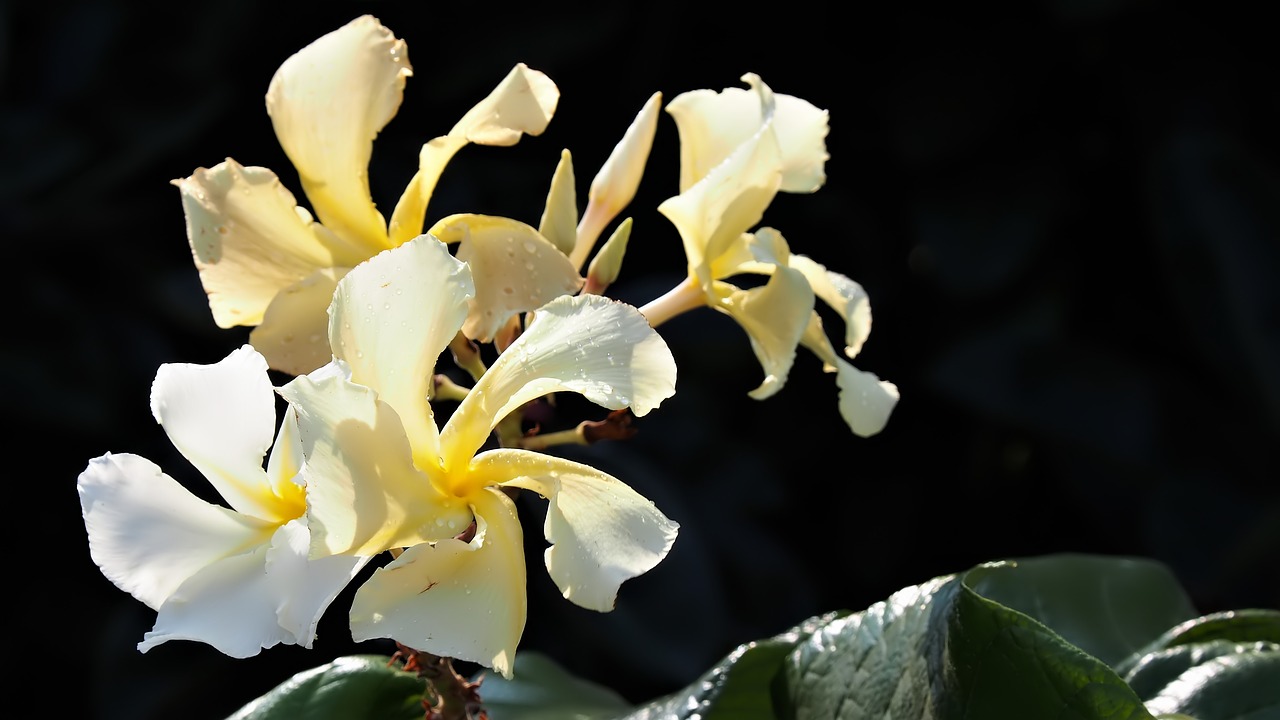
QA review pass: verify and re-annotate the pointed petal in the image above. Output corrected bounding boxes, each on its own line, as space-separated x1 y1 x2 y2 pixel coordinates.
139 543 290 657
174 160 366 328
789 253 872 359
428 214 583 342
350 488 526 678
667 74 827 193
78 452 273 611
474 450 678 613
280 371 471 556
248 267 346 376
440 294 676 469
262 413 307 520
267 15 408 249
267 518 371 648
330 236 473 464
150 345 286 520
388 64 559 244
720 265 815 400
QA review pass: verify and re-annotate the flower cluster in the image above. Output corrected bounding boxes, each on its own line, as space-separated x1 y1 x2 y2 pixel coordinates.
77 14 897 681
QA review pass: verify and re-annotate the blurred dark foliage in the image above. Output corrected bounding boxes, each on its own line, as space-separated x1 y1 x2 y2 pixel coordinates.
4 1 1277 718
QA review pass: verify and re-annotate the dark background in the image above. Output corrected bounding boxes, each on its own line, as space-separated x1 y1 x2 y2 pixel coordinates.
6 1 1278 718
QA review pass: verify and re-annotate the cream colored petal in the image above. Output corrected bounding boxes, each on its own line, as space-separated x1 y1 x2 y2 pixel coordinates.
439 294 676 469
833 359 900 437
450 63 559 145
267 518 370 649
657 115 782 286
78 452 273 612
387 65 558 245
249 267 346 376
279 371 471 557
329 237 473 465
667 74 827 193
720 265 815 400
539 149 578 257
788 253 872 359
267 15 407 249
150 345 288 521
472 450 678 613
572 91 661 269
140 543 290 657
428 214 583 343
350 488 526 679
174 160 366 328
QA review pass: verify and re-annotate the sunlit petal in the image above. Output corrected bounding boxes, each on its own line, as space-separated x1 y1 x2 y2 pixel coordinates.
150 345 283 520
539 149 578 257
139 544 290 658
388 64 559 245
78 452 273 611
249 267 346 376
440 294 676 469
267 15 408 249
428 214 583 342
174 160 365 328
330 236 473 463
719 265 815 400
833 359 899 437
350 488 525 678
789 253 872 359
473 450 678 613
280 372 471 556
267 518 370 648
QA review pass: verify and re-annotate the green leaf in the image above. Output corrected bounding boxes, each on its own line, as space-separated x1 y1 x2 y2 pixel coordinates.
475 651 633 720
1141 649 1280 720
966 553 1199 668
225 655 427 720
780 558 1157 719
616 611 844 720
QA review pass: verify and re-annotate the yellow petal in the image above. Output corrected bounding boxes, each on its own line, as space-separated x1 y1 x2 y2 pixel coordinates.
388 64 559 245
473 450 678 613
440 294 676 470
428 214 583 343
539 149 578 257
349 488 526 678
719 265 815 400
328 237 473 469
267 15 408 250
834 361 899 437
248 267 346 376
788 253 872 359
174 160 363 328
279 371 470 556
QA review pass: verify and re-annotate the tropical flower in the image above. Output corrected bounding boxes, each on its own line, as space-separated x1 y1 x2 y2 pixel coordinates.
174 15 560 376
279 235 679 678
640 74 899 437
77 345 368 657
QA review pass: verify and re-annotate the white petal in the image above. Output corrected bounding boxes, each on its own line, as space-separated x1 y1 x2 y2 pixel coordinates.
350 488 526 679
475 450 678 613
78 452 273 610
249 267 346 376
429 214 583 342
720 266 815 400
174 160 366 328
330 236 473 465
267 518 371 648
150 345 285 520
789 254 872 359
280 372 471 556
267 15 408 248
834 360 900 438
139 543 290 658
439 294 676 469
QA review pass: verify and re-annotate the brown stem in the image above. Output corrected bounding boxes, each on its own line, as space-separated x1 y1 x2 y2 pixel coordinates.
391 644 489 720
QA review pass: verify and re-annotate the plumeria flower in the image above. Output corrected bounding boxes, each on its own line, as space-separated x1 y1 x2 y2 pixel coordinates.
174 15 560 376
640 73 899 437
77 345 369 657
279 235 679 678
